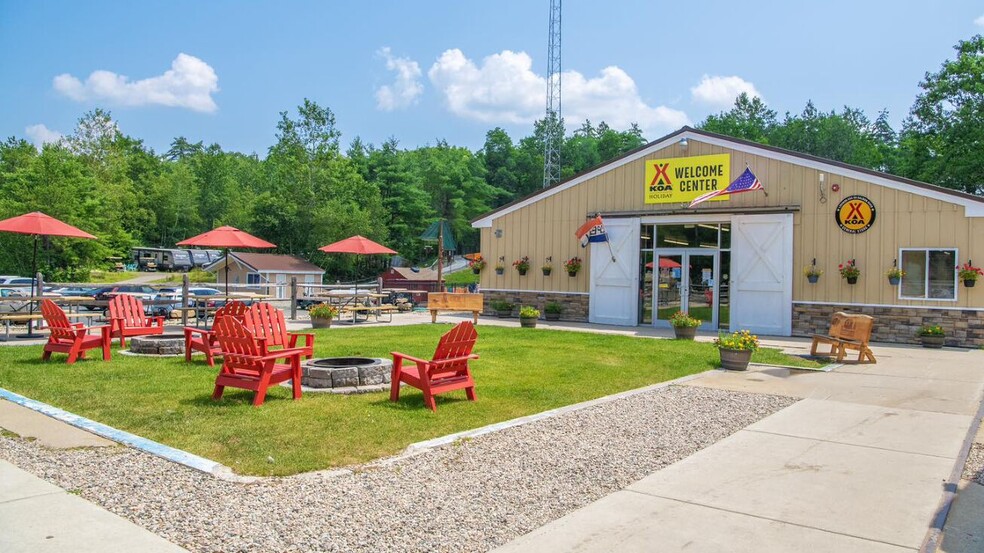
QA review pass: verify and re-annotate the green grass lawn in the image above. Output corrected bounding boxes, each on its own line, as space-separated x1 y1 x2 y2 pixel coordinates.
87 270 143 283
0 325 817 476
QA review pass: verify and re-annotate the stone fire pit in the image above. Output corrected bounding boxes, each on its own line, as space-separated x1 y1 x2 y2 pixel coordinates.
300 357 393 393
128 333 186 356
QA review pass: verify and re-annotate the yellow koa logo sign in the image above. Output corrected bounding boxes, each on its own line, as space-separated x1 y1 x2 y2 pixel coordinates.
644 153 731 204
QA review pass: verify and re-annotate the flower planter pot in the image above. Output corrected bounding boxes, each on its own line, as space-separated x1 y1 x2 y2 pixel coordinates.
310 317 332 329
517 269 528 276
495 268 504 275
520 317 537 328
495 309 512 318
920 335 945 349
846 276 858 285
545 312 561 321
673 326 697 340
888 276 900 285
567 271 578 277
472 268 481 275
807 275 819 284
542 268 552 276
719 348 753 371
965 279 976 288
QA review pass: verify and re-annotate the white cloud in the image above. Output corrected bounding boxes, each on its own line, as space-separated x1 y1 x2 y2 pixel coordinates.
375 47 424 111
427 48 689 135
24 124 64 148
53 53 219 112
690 75 762 107
975 14 984 27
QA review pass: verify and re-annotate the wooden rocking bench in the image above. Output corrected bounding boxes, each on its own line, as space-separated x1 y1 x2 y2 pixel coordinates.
810 312 877 364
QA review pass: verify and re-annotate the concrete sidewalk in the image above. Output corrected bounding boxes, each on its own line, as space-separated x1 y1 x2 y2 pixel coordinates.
0 400 189 553
496 344 984 552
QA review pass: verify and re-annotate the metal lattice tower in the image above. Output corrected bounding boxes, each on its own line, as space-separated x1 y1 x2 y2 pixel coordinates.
542 0 562 188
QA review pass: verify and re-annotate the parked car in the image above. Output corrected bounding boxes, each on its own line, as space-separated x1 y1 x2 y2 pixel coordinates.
82 285 160 313
0 287 30 313
51 286 98 297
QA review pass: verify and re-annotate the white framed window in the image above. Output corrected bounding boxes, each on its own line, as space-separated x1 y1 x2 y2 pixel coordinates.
899 248 958 301
246 273 260 285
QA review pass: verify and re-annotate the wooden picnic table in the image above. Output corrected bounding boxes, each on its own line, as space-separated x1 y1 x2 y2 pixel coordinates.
0 312 99 341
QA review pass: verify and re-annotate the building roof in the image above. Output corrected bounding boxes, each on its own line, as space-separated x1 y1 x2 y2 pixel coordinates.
471 126 984 227
205 253 324 274
387 267 439 281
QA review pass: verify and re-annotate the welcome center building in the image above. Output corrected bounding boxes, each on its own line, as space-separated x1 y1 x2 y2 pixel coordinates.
471 127 984 347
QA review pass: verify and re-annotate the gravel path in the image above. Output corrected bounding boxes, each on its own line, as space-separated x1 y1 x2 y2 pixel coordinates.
0 386 795 552
963 444 983 485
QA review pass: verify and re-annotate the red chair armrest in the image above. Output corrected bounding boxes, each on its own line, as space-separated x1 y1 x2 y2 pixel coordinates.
259 348 307 362
183 327 212 338
288 333 315 348
391 352 431 365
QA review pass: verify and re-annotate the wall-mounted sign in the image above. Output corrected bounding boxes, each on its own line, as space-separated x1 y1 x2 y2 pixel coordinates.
644 153 731 204
835 195 876 234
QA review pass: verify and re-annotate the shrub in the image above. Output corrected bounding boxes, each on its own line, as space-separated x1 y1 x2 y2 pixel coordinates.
668 311 701 328
519 305 540 319
490 300 513 311
544 301 563 314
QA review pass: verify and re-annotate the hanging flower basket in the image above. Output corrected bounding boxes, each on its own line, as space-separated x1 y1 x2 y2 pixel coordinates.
846 276 858 285
886 267 905 286
563 257 582 277
513 256 530 276
494 265 504 276
839 259 860 285
958 262 981 288
803 266 822 284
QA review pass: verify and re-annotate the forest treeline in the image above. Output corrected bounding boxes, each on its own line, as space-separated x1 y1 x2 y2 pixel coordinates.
1 35 980 280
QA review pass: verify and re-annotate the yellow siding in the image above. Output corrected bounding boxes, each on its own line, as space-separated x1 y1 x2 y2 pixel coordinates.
478 139 984 308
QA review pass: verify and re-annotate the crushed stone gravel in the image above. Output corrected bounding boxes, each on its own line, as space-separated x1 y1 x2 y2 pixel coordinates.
0 385 795 552
963 443 983 485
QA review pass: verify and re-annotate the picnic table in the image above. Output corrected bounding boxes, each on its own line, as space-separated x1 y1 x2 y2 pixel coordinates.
0 312 98 341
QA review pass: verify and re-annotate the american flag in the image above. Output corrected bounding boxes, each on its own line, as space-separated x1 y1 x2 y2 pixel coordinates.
688 167 764 208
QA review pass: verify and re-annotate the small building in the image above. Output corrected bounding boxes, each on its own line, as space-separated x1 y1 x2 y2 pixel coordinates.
205 253 325 299
381 267 440 302
472 126 984 347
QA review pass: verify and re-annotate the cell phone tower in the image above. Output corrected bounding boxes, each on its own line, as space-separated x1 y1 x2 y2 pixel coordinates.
542 0 562 188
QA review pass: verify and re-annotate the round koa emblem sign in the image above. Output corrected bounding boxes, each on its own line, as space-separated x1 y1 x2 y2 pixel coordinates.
835 195 876 234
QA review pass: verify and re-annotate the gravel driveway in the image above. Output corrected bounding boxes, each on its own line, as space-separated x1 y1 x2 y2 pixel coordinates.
0 385 795 552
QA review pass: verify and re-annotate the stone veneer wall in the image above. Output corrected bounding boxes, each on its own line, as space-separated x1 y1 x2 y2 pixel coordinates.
481 290 589 321
793 303 984 348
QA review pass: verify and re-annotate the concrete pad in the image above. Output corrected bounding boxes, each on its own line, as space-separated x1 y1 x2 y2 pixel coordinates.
836 356 984 384
0 399 115 448
494 490 913 553
0 461 188 553
628 431 953 549
746 398 971 458
940 481 984 553
687 369 984 415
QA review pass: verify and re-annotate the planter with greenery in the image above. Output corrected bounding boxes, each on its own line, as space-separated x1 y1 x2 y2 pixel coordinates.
469 255 486 275
308 303 339 329
542 262 553 276
494 262 505 275
490 300 513 317
564 256 582 277
513 256 530 276
839 259 860 285
544 301 563 321
917 324 945 348
715 329 759 371
958 262 982 288
886 267 905 286
668 310 701 340
519 305 540 328
803 265 823 284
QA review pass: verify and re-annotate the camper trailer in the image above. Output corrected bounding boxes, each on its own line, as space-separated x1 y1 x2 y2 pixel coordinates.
189 250 211 268
160 249 193 271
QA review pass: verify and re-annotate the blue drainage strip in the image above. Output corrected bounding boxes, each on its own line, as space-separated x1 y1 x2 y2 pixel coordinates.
0 387 222 475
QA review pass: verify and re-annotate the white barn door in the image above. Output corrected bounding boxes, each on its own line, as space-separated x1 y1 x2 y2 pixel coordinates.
589 218 640 326
731 213 793 335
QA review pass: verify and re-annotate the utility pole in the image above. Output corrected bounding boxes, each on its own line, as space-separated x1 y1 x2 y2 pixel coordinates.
542 0 563 188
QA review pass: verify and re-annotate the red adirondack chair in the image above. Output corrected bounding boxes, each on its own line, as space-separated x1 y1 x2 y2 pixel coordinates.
40 299 111 364
107 294 164 348
183 300 248 366
390 321 479 412
211 316 304 406
242 302 315 359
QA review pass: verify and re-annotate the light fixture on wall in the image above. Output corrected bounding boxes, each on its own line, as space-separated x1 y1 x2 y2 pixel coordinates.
679 137 688 149
494 229 503 238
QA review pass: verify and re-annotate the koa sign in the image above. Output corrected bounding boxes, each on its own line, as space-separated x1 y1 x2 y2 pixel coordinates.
835 195 876 234
644 154 731 204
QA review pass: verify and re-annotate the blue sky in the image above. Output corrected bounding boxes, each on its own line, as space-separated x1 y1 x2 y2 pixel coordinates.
2 1 983 156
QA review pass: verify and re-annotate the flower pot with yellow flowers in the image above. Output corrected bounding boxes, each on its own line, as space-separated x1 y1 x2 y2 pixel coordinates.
715 330 759 371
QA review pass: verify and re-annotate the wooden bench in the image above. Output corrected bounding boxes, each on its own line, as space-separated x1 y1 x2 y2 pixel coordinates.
428 293 483 324
810 312 876 363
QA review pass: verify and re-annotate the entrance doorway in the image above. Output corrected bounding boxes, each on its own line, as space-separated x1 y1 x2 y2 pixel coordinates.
653 251 717 330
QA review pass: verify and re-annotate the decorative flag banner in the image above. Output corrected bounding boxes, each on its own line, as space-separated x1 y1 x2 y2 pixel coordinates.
688 167 764 208
575 215 608 248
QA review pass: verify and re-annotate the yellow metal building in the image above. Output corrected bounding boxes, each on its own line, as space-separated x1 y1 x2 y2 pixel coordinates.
471 127 984 347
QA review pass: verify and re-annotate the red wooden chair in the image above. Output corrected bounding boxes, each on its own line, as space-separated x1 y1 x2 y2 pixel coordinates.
211 316 304 407
242 302 315 359
183 300 248 366
40 299 111 364
107 294 164 348
390 321 479 412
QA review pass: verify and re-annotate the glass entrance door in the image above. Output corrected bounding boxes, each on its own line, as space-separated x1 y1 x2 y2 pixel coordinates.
654 250 717 330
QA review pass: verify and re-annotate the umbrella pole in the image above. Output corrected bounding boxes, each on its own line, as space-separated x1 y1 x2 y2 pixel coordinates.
225 248 230 299
20 235 41 338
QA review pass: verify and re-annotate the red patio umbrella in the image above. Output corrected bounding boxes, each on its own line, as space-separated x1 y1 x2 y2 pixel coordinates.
319 235 397 293
0 212 97 337
177 226 276 297
645 258 683 270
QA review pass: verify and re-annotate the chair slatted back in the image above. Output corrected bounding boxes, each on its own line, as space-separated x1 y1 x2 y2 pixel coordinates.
242 302 289 348
838 313 874 344
40 299 75 342
213 300 248 328
213 316 264 374
108 294 146 328
430 321 478 379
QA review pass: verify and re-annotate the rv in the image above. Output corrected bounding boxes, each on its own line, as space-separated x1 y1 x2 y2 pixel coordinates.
189 250 211 268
